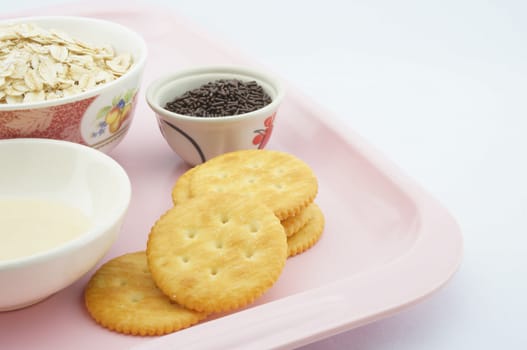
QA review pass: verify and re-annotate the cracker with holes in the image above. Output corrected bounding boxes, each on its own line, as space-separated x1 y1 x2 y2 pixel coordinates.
287 203 325 257
282 202 317 237
172 166 314 236
147 193 287 313
84 251 207 336
188 150 318 220
171 165 200 206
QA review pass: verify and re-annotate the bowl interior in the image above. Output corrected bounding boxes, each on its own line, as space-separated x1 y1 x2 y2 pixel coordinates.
0 139 130 261
0 16 147 110
154 71 280 114
19 17 144 60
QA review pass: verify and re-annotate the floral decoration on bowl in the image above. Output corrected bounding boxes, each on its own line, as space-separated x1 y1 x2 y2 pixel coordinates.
92 88 137 137
252 113 275 149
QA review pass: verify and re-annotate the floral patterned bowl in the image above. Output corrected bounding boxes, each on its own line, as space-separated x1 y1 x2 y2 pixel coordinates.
0 16 147 153
146 66 285 166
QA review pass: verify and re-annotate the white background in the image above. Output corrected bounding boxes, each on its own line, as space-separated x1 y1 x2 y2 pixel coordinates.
2 0 527 348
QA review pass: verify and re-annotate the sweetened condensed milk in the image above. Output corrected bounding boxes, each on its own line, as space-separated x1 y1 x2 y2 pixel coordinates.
0 198 91 261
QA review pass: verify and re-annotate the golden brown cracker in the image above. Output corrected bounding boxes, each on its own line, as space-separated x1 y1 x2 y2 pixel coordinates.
281 203 317 237
84 251 207 336
171 165 199 205
188 150 318 220
287 203 325 257
147 193 287 313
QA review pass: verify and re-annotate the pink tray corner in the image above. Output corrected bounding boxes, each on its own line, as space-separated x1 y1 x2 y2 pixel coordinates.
0 3 462 350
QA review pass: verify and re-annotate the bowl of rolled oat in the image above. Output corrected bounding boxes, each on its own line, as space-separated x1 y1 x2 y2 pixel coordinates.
0 16 147 153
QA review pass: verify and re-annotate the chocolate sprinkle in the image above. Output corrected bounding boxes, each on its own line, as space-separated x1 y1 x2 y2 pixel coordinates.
164 79 272 117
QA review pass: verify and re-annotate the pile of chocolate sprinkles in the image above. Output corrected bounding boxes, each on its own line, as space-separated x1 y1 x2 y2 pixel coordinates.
164 79 272 117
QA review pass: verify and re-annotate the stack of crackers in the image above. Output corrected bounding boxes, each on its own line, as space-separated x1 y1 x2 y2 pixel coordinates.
84 150 325 336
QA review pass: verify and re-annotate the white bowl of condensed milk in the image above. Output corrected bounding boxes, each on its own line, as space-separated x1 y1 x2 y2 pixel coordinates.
0 138 131 311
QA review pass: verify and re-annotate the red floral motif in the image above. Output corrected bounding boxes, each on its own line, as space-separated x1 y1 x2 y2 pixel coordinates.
252 113 275 149
0 96 97 144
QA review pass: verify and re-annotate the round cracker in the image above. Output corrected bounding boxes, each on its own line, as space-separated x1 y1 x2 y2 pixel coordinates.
174 168 314 237
188 150 318 220
282 202 317 237
84 251 207 336
147 193 287 313
287 203 325 257
171 165 200 205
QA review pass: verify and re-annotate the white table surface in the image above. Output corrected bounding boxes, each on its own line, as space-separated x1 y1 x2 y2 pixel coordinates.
3 0 527 348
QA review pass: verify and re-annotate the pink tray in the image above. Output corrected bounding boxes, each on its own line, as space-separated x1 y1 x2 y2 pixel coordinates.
0 3 462 350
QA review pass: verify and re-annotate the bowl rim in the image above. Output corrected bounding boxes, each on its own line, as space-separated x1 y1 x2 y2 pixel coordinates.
0 15 148 111
0 138 132 270
146 65 285 123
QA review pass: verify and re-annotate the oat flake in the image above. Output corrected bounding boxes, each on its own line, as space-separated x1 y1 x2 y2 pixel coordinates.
0 22 133 104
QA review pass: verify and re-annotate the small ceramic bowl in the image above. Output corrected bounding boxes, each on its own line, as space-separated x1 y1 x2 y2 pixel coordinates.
0 16 147 153
0 138 131 311
146 66 284 165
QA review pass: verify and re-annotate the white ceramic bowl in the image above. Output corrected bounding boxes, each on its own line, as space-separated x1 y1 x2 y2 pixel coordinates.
0 139 131 311
0 16 147 153
146 66 284 166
